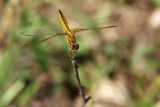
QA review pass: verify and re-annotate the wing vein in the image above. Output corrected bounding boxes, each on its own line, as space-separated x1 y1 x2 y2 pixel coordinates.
20 33 66 49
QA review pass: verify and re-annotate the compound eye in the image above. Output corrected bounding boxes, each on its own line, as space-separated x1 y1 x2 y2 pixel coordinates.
70 44 79 50
70 45 75 50
75 44 79 50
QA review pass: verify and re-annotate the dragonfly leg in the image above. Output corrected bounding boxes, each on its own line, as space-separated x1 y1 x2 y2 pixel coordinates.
69 50 72 56
72 50 77 56
69 49 77 57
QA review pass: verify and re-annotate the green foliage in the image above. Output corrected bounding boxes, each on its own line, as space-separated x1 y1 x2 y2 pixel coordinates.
152 0 160 7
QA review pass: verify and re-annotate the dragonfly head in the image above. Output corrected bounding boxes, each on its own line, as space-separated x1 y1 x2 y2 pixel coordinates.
70 44 79 51
69 44 79 57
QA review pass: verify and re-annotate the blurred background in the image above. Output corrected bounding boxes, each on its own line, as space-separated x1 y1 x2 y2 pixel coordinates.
0 0 160 107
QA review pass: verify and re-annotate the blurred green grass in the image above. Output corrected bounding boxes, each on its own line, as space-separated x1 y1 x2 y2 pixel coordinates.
0 0 160 107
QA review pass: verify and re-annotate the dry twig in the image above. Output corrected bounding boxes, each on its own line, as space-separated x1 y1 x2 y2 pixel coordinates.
70 56 91 107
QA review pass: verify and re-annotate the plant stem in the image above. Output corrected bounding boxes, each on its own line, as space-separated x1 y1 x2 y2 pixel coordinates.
70 56 91 107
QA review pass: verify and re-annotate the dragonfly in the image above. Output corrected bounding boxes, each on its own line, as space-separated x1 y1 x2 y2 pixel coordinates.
21 9 120 57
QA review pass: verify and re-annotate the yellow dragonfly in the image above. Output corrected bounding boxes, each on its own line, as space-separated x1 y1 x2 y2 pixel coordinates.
21 9 120 57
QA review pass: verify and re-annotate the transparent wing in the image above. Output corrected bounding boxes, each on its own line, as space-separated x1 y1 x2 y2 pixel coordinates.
71 14 121 33
20 27 64 36
71 26 117 32
20 33 66 49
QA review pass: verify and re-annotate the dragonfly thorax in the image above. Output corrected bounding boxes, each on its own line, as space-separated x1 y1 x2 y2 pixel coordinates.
68 30 75 37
